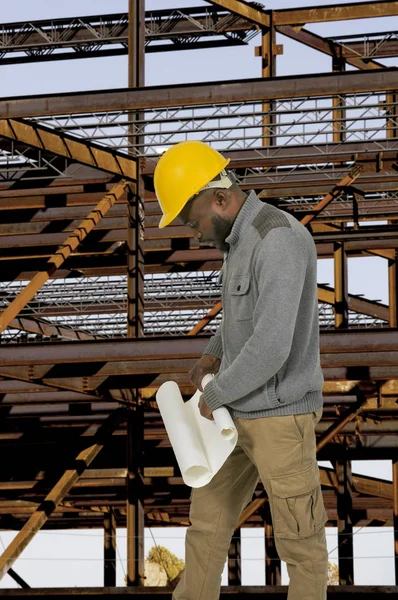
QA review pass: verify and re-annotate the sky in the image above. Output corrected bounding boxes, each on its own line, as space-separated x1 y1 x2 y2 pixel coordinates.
0 0 397 590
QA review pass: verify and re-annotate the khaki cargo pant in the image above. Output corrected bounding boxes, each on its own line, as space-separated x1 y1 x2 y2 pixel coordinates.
173 409 328 600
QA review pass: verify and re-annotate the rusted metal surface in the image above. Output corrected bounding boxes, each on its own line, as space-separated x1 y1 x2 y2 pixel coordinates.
276 25 385 70
208 0 270 27
0 181 127 333
104 509 116 587
187 301 223 336
0 120 137 179
334 240 349 328
0 69 397 118
336 459 354 585
273 1 398 25
0 409 123 581
0 3 397 589
300 166 362 226
0 8 259 65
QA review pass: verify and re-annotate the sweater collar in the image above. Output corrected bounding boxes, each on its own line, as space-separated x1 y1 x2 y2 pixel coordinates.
225 190 264 248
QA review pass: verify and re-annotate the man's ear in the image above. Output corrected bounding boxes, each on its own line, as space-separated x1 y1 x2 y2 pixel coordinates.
213 189 228 209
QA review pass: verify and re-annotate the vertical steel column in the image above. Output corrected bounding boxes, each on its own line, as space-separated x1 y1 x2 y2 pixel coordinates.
104 509 116 587
255 13 276 146
336 459 354 585
262 503 281 585
332 52 348 331
332 55 346 144
387 91 398 328
388 228 398 327
334 238 349 328
393 460 398 584
386 92 398 140
127 0 145 339
126 406 145 586
126 0 145 587
228 529 242 585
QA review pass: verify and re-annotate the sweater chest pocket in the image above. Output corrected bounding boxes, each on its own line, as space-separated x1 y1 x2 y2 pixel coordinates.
230 276 251 321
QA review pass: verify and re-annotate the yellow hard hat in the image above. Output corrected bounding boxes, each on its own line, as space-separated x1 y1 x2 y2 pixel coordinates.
154 140 230 228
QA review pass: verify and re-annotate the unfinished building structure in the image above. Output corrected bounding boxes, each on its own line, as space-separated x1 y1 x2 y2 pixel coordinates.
0 0 397 597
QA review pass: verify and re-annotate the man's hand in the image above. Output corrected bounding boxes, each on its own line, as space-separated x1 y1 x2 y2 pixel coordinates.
190 354 221 391
199 394 214 421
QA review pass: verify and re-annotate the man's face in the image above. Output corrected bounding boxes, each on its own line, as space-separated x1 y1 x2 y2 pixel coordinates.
178 190 233 253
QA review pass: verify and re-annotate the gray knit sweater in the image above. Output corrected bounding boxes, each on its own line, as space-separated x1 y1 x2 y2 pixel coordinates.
203 191 324 419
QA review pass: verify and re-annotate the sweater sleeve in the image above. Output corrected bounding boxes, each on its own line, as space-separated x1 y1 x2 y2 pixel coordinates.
203 228 307 410
202 326 223 360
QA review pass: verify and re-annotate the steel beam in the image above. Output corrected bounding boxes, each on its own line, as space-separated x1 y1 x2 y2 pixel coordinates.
316 402 365 452
300 166 362 227
0 329 398 367
394 460 398 584
0 7 258 66
228 529 242 586
340 37 398 60
0 69 396 118
273 1 398 25
390 250 398 327
334 239 349 328
126 1 145 588
208 1 270 27
126 407 145 587
8 316 96 341
336 459 354 585
104 509 116 587
317 285 389 322
0 181 127 333
0 119 137 179
276 25 385 70
187 301 222 336
0 408 123 581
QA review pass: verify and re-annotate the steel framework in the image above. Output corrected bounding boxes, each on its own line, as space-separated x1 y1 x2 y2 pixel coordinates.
0 0 397 596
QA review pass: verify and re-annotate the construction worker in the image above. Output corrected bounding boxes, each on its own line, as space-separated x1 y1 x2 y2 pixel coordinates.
154 140 328 600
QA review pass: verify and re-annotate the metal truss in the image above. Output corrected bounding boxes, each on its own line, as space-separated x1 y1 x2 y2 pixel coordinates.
279 191 398 218
329 30 398 60
29 91 397 193
0 7 258 65
0 272 387 341
0 141 71 182
35 91 398 151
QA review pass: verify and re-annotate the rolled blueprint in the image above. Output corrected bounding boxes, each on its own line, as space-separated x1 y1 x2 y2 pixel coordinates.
156 375 238 488
201 374 235 440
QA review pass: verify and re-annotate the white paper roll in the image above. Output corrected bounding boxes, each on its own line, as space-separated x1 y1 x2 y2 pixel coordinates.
156 376 238 488
201 374 236 441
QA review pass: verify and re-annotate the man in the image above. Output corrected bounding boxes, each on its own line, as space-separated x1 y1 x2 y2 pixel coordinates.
154 140 329 600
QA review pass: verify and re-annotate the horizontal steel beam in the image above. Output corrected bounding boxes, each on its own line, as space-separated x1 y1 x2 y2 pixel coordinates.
0 68 396 118
273 1 398 25
0 329 397 368
208 0 269 27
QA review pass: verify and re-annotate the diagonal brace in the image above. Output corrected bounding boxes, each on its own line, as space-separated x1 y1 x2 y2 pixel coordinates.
0 181 127 334
0 408 124 581
0 118 137 180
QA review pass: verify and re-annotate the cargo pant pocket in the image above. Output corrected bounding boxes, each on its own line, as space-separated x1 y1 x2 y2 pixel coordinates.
270 464 327 540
